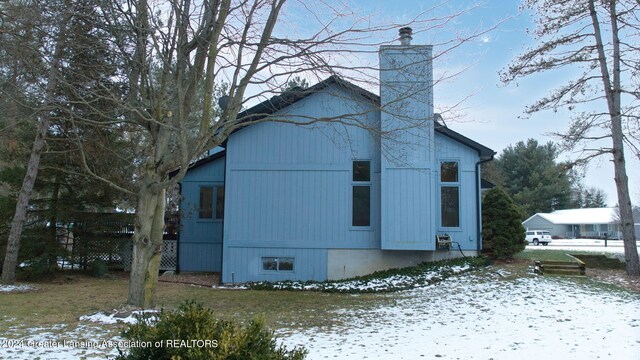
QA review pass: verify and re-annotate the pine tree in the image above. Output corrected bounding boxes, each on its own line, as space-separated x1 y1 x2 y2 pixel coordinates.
482 188 526 260
495 139 576 216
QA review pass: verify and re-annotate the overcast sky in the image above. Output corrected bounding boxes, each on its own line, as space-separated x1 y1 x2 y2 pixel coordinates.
347 0 639 207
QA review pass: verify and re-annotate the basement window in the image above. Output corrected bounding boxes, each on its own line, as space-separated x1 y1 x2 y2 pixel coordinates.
262 257 295 272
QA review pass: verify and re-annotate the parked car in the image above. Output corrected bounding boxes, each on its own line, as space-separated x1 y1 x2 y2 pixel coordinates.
525 230 552 246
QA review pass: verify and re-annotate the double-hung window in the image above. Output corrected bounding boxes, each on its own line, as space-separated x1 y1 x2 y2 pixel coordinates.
440 161 460 228
352 160 371 227
199 185 225 220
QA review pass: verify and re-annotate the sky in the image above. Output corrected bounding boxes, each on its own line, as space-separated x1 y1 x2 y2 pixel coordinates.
424 0 639 207
313 0 640 207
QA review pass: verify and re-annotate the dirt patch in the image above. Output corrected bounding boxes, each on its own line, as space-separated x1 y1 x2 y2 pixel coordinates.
570 254 626 270
587 268 640 293
158 272 220 287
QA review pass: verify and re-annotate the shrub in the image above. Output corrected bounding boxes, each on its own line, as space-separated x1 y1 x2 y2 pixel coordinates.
88 259 108 277
116 300 307 360
16 226 66 280
247 257 489 293
482 188 526 259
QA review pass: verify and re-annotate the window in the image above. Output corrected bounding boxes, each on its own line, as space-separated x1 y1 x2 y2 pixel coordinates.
353 161 371 182
199 187 213 219
352 160 371 227
262 257 295 272
440 162 458 182
199 185 224 220
215 186 225 220
440 161 459 228
441 187 459 227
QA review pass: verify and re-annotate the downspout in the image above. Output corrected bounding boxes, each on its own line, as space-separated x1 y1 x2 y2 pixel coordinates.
220 153 227 284
475 155 494 253
176 182 182 274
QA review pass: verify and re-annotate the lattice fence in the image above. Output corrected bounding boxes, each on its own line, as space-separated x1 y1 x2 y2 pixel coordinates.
60 213 178 272
120 239 177 271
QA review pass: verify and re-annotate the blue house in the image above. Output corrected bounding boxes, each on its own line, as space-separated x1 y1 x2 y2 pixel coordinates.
178 29 495 283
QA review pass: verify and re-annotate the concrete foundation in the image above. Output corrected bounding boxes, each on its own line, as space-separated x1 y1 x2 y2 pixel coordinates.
327 248 477 280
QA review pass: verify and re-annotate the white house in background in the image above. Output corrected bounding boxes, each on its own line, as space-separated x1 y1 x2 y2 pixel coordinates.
523 207 623 239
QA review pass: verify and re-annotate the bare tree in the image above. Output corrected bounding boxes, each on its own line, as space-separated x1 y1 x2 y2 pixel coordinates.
501 0 639 275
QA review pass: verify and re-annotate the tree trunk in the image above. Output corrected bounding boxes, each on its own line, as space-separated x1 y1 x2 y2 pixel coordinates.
47 176 61 272
127 176 166 307
589 0 639 275
1 120 50 284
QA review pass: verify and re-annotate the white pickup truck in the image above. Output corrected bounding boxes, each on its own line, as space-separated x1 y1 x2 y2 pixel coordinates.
525 230 552 246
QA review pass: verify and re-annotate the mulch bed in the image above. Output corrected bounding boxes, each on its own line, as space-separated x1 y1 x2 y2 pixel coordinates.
158 272 220 287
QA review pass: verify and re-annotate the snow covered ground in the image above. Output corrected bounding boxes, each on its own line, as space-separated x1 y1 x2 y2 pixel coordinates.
527 239 640 255
1 269 639 359
280 271 640 360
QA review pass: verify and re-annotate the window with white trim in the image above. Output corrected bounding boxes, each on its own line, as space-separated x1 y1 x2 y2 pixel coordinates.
352 160 371 227
262 257 295 272
440 161 460 228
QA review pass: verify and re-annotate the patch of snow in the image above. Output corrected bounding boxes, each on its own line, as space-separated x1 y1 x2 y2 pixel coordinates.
527 239 640 256
0 284 36 293
0 324 121 359
3 270 638 359
279 274 640 360
211 285 248 290
537 207 619 224
79 310 158 325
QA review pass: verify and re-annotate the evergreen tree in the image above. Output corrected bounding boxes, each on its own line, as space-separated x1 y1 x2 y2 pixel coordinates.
578 187 608 208
1 0 133 280
495 139 576 216
482 188 526 260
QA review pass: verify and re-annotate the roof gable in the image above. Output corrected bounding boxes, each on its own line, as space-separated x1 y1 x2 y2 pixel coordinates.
229 76 494 158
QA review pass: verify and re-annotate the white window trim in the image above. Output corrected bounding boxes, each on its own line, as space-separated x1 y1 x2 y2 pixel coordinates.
438 160 461 230
261 257 296 273
350 159 373 230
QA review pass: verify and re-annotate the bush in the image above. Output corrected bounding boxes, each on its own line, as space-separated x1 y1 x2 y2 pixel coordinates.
116 300 307 360
482 188 526 259
88 259 108 277
16 226 66 280
247 257 489 293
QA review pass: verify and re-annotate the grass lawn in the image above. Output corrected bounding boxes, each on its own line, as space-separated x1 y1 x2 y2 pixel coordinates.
1 257 638 359
515 248 618 262
0 271 391 338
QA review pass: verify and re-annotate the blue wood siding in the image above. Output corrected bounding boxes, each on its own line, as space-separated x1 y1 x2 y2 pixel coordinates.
222 85 380 282
381 168 434 250
434 133 481 250
179 156 225 272
223 247 327 283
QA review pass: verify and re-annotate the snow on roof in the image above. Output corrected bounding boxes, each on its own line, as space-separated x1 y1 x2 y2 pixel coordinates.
535 207 619 225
